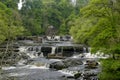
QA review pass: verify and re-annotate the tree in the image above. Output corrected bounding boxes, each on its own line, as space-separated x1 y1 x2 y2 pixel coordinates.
0 2 23 42
0 2 24 66
70 0 120 56
0 0 19 9
20 0 43 35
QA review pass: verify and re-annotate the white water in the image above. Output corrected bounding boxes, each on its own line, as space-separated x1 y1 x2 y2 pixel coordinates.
82 47 109 59
2 64 49 77
19 46 40 58
71 0 76 6
2 64 49 71
9 72 29 77
49 59 62 62
17 59 26 65
2 66 16 70
39 52 44 57
51 46 56 54
26 52 38 58
18 0 25 10
84 52 109 59
1 43 102 79
72 54 83 58
58 69 74 76
19 46 27 52
28 64 49 69
59 68 81 77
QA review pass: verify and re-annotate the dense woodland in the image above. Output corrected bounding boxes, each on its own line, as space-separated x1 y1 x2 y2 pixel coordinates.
0 0 120 79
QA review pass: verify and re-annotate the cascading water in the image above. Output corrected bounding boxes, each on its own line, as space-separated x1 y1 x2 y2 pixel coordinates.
25 46 41 58
71 0 76 6
84 47 109 59
1 41 103 80
51 46 56 54
83 47 87 53
18 0 25 10
39 52 44 57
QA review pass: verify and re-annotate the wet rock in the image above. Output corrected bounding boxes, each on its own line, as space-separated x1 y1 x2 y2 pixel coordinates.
85 60 98 69
83 72 98 80
49 58 83 70
19 52 30 60
48 54 56 57
25 59 35 65
67 76 75 78
61 75 75 80
61 72 81 79
74 72 81 79
82 70 99 80
47 54 65 59
63 58 83 67
49 61 67 70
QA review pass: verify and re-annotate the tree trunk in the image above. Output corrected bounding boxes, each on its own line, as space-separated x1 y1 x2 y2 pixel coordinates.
0 40 10 66
112 53 116 60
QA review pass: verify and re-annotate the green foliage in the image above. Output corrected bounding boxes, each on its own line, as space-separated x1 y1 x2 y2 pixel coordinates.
20 0 79 35
42 0 75 35
0 0 18 9
0 2 24 43
59 22 68 35
70 0 120 54
70 1 120 79
20 0 44 35
99 59 120 80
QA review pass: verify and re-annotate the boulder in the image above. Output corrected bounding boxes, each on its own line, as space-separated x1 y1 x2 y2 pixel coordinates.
47 54 65 59
74 72 81 79
49 61 67 70
49 58 83 70
63 58 83 67
83 72 98 80
85 60 98 69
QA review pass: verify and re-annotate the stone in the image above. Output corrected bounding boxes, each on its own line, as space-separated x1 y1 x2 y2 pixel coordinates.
63 58 83 67
49 58 83 70
85 60 98 69
49 61 67 70
74 72 81 79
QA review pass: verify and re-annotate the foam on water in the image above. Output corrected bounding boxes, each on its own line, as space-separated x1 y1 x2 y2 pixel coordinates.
49 59 61 62
17 60 26 65
2 66 16 70
26 52 38 58
84 52 109 59
9 72 29 77
71 54 83 58
2 63 49 71
19 46 27 52
72 55 78 58
28 65 49 69
58 69 74 76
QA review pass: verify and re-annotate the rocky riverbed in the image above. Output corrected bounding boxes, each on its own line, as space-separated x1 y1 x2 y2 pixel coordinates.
0 40 106 80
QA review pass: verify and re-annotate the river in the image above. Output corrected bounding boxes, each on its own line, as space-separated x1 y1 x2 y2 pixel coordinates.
0 40 108 80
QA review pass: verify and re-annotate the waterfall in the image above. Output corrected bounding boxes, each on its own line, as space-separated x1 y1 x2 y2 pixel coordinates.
83 47 87 53
18 0 25 10
84 47 109 59
71 0 76 6
45 63 50 68
17 59 26 65
19 46 45 58
19 46 27 52
39 52 44 57
26 46 40 58
51 46 56 54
